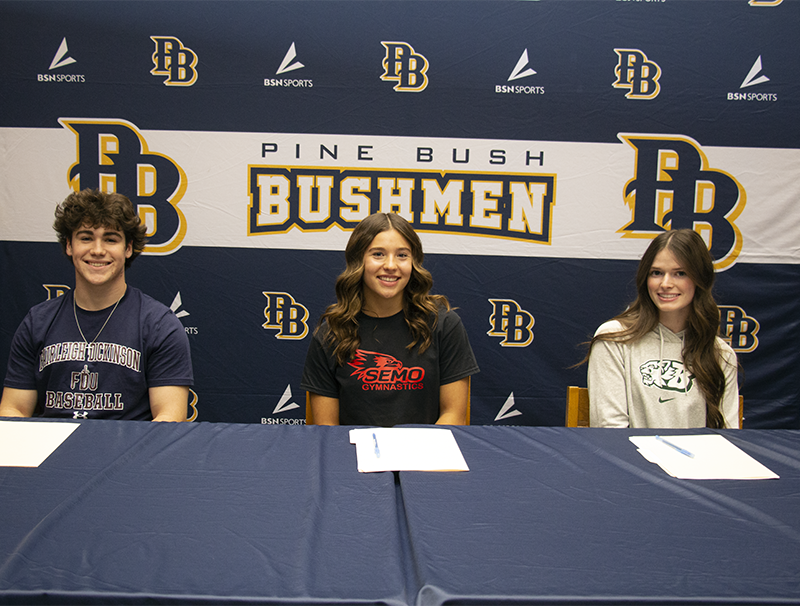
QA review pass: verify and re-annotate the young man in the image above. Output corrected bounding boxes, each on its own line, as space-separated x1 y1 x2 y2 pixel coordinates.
0 189 193 421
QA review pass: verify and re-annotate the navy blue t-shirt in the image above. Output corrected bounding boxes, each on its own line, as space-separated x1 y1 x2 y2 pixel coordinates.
3 287 194 420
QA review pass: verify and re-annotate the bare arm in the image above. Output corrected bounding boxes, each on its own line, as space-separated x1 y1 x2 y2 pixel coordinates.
0 387 37 417
436 377 470 425
149 385 189 422
308 392 340 425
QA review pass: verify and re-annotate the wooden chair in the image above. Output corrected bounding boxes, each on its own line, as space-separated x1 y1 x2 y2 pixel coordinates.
305 392 315 425
565 386 590 427
738 395 744 429
566 386 744 429
306 376 472 425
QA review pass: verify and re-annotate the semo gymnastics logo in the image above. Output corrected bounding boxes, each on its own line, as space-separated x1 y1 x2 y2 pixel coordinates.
349 350 425 391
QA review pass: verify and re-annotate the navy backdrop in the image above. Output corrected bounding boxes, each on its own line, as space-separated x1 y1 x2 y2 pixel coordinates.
1 0 798 427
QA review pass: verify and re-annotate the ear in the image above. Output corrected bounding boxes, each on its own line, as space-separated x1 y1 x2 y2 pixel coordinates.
65 237 73 258
125 240 133 259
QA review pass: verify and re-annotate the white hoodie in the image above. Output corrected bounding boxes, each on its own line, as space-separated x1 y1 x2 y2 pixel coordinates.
588 320 739 428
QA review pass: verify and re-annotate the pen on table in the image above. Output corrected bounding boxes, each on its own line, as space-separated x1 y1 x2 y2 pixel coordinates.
372 432 381 458
655 435 695 458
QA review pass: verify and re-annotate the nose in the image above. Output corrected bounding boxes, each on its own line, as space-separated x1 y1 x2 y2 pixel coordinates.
90 238 104 255
660 273 674 288
384 254 397 269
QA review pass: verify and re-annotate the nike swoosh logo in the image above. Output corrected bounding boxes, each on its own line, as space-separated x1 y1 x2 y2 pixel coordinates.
659 396 674 403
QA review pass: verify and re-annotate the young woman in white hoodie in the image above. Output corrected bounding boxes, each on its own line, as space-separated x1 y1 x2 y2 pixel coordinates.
586 229 739 429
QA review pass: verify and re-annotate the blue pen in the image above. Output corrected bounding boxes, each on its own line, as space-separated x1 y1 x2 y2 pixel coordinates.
655 435 695 458
372 432 381 458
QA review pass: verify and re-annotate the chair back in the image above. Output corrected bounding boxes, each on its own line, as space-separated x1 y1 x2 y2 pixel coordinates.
566 386 590 427
738 395 744 429
306 392 314 425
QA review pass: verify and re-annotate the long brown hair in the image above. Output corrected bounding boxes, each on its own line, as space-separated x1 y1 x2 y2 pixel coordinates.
585 229 731 428
318 213 449 365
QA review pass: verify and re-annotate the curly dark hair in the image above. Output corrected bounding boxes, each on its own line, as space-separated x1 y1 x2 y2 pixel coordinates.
53 189 147 268
318 213 450 365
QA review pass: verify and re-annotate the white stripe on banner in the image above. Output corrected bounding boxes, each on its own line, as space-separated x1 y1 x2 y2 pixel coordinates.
1 126 798 267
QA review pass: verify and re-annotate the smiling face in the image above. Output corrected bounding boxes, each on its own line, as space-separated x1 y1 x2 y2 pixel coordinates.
647 247 696 332
66 224 132 298
361 228 413 316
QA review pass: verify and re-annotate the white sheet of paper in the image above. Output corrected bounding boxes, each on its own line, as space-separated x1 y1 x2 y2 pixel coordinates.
629 434 779 480
349 427 469 473
0 420 80 467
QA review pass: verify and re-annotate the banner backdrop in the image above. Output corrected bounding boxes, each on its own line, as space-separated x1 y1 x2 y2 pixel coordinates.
1 0 798 427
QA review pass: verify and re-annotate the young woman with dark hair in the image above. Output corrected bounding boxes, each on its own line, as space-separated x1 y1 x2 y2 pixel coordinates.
301 212 479 426
586 229 739 428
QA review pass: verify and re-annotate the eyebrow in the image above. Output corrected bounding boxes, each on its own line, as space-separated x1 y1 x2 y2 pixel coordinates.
650 264 684 271
75 228 123 238
368 245 410 252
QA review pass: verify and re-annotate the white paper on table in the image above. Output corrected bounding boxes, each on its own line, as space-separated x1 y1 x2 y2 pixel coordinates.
349 427 469 473
0 420 80 467
629 434 779 480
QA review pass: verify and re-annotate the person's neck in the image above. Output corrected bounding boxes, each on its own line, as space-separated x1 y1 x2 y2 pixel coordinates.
74 282 128 311
361 295 403 318
659 311 688 334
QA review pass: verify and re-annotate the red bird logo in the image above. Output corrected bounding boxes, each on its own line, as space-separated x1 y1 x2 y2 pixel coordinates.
349 350 402 380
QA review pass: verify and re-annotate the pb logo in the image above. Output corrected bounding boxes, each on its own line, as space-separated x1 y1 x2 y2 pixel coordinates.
613 49 661 100
719 306 759 353
487 299 534 347
187 389 199 422
262 292 309 340
43 284 70 300
618 134 745 271
59 118 188 254
381 42 429 92
151 36 198 86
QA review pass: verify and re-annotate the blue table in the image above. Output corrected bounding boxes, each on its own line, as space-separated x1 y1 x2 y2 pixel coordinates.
401 426 800 605
0 420 408 605
2 421 799 605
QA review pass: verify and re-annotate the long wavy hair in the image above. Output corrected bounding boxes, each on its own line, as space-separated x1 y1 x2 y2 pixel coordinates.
54 188 147 268
584 229 731 428
318 213 450 365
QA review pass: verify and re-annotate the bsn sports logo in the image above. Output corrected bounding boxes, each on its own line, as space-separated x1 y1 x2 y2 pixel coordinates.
640 360 694 393
613 49 661 99
349 351 425 390
727 56 777 102
618 133 745 271
38 37 84 83
264 42 313 88
495 49 544 95
262 292 309 340
59 118 188 254
487 299 534 347
151 36 198 86
381 42 429 92
719 306 759 353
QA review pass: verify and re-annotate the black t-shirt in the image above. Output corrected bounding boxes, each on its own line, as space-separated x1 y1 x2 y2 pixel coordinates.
301 309 479 426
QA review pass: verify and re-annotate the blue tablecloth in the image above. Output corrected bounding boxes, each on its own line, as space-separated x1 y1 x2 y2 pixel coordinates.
0 420 408 604
401 426 800 605
2 421 799 605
